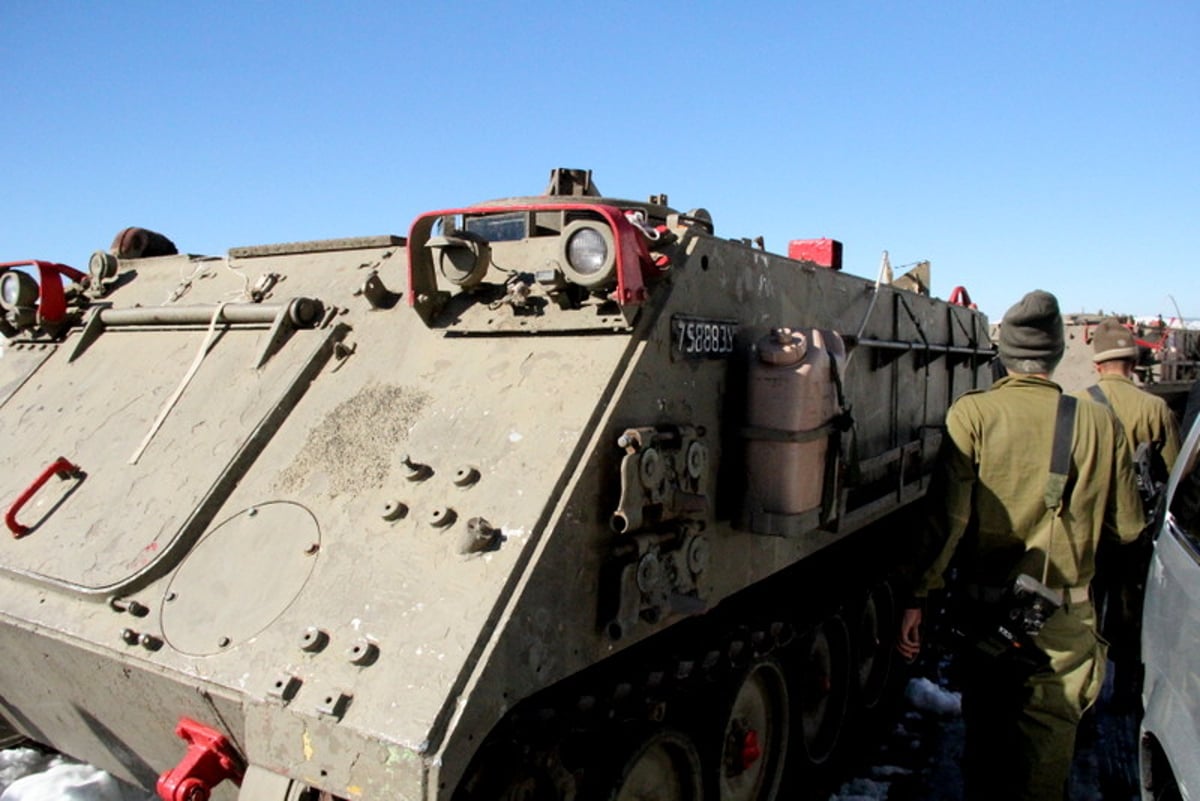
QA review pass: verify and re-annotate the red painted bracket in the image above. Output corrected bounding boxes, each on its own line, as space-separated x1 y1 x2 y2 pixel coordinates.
740 728 762 771
6 456 82 538
0 260 87 325
406 203 655 313
157 718 245 801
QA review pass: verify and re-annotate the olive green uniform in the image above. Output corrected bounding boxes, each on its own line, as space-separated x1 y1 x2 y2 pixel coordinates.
1076 373 1181 665
914 374 1144 801
1078 373 1181 471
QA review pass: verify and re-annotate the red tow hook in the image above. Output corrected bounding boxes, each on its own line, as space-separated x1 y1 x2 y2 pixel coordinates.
157 718 245 801
6 457 82 538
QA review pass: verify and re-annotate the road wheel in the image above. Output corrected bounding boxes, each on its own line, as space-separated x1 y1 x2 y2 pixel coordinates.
452 740 571 801
853 581 895 712
794 614 851 766
598 728 704 801
714 658 790 801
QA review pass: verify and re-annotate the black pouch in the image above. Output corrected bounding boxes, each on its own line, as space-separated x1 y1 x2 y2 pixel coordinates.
949 574 1059 678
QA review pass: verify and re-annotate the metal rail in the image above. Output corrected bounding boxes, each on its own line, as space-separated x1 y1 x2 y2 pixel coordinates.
849 336 996 357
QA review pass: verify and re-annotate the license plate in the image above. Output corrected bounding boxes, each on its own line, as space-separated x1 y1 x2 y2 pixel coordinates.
671 315 738 360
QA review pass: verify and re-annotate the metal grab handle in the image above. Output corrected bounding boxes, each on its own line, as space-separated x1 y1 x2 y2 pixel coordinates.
6 457 81 538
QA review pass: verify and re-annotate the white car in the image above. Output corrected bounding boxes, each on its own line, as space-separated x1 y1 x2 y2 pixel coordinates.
1141 418 1200 801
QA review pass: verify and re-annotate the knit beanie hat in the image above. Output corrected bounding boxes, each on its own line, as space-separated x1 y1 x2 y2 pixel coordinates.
998 290 1064 372
1092 317 1138 363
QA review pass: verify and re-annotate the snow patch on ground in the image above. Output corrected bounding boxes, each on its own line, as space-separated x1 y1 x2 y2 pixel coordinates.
829 777 891 800
0 748 152 801
904 676 962 717
825 677 964 800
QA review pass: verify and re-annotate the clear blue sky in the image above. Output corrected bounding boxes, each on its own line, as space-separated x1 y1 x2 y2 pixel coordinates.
3 1 1196 321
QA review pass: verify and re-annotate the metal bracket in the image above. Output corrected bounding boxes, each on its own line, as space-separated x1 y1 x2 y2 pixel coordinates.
602 528 709 641
611 426 708 535
156 717 245 801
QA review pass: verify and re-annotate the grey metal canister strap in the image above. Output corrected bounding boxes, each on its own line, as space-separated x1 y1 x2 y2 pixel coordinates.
1086 384 1109 407
741 422 838 444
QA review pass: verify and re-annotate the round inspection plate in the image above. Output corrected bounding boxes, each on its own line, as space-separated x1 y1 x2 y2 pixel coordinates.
162 502 320 655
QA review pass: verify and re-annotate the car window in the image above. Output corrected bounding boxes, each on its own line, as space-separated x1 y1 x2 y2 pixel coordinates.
1169 437 1200 552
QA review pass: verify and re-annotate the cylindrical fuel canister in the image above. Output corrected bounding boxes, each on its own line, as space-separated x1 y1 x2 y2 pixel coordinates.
745 327 844 515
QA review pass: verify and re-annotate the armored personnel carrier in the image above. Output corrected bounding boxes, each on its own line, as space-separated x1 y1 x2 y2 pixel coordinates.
0 170 992 801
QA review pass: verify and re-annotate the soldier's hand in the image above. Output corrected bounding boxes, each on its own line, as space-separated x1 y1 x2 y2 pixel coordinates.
897 607 923 662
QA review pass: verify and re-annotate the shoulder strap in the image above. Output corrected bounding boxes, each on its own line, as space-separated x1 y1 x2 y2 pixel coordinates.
1041 394 1077 588
1086 384 1109 407
1044 394 1077 512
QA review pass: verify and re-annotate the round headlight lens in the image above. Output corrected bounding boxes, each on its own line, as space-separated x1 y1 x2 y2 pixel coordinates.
566 227 609 276
1 271 39 308
0 273 17 306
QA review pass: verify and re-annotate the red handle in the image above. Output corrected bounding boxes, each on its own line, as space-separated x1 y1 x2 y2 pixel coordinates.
948 285 975 308
6 457 81 538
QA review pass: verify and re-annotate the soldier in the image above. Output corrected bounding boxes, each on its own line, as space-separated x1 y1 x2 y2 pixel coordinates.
1077 317 1181 665
896 290 1144 801
1080 317 1180 472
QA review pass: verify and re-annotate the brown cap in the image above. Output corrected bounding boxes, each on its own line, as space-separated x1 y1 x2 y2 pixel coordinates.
998 290 1064 372
1092 317 1138 363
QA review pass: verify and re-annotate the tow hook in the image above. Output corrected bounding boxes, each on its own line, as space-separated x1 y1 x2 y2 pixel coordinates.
156 718 244 801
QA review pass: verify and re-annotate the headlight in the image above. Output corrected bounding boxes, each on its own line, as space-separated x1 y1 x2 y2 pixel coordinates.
426 234 490 289
88 250 119 285
0 270 38 310
560 221 616 288
567 228 608 274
